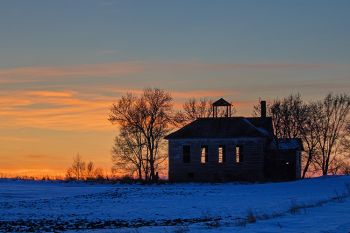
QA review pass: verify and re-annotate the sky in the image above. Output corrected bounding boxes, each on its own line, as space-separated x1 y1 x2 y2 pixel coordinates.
0 0 350 177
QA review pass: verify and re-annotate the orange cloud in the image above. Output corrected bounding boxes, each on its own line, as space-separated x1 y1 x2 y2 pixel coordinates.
27 91 75 98
0 90 113 131
0 87 251 132
0 136 39 142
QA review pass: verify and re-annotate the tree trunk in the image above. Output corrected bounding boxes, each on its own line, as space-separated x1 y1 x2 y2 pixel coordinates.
302 151 313 179
138 167 142 180
323 152 331 175
149 148 155 181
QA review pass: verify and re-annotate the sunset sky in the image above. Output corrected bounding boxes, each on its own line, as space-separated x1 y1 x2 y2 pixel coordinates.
1 0 350 177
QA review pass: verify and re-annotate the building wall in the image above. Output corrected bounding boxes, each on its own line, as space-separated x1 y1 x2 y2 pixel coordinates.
295 151 301 179
264 150 301 181
168 138 267 182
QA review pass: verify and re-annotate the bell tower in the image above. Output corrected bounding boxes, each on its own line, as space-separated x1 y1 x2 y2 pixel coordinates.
212 98 232 118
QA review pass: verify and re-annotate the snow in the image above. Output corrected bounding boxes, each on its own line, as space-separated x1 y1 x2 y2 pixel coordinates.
242 118 270 137
276 139 302 150
1 176 350 232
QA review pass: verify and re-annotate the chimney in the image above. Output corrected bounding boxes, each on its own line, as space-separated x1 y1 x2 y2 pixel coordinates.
261 100 266 118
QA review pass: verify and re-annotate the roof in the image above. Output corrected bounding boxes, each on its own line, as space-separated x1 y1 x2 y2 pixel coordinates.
212 98 231 106
165 117 274 139
270 138 304 151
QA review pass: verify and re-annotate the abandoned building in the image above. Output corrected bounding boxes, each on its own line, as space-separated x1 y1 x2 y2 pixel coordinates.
165 98 303 182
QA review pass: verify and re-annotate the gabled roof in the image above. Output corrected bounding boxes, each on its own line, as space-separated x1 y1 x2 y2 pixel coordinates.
271 138 304 151
165 117 274 139
212 98 231 106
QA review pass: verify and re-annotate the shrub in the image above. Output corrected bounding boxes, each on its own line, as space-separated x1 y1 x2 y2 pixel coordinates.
246 209 257 223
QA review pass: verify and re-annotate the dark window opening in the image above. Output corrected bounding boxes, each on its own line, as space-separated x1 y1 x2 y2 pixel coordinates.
201 145 208 164
218 145 226 163
188 172 194 178
183 145 191 163
235 145 243 163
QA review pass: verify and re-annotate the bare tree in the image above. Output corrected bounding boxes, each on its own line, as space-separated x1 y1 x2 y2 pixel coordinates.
109 88 175 181
313 93 350 175
342 122 350 158
328 157 350 175
86 161 95 180
252 93 350 177
264 94 319 178
270 94 304 139
176 98 236 126
65 168 74 180
299 103 320 178
66 155 104 180
94 167 105 179
66 154 86 180
180 98 213 123
112 126 146 179
252 100 272 117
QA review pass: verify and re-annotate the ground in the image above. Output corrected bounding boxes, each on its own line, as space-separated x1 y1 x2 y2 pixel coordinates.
0 176 349 232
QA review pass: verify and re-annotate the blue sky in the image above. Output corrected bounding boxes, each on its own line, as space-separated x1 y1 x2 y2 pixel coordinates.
1 0 350 67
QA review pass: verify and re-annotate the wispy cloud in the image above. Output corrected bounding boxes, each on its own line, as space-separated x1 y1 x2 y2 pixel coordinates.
0 61 335 85
0 62 144 84
0 61 342 131
145 62 335 72
24 154 48 159
0 87 245 131
0 90 113 131
27 90 75 98
0 136 39 142
249 78 350 94
171 89 237 99
97 86 238 99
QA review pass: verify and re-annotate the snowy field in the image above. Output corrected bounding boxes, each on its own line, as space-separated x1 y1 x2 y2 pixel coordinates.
0 176 350 232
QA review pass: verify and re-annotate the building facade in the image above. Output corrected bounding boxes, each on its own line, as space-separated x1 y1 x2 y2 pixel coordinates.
165 99 302 182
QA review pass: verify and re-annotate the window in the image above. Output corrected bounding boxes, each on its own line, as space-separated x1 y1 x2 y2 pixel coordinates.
183 145 191 163
235 145 243 163
218 145 226 163
201 145 208 164
188 172 194 178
